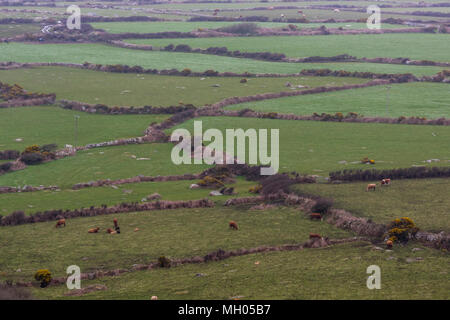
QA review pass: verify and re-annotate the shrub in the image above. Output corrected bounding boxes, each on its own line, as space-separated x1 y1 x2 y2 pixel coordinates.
34 269 52 288
217 23 259 35
1 211 26 226
260 174 294 195
0 150 20 160
20 152 44 165
181 68 192 76
311 198 333 214
158 256 171 268
249 184 262 194
387 217 418 243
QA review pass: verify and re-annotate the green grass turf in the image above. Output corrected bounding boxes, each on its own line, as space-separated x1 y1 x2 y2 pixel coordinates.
225 82 450 119
0 106 169 150
0 177 255 215
295 178 450 233
131 33 450 62
28 241 450 299
168 117 450 175
0 66 366 107
0 143 210 189
91 21 406 34
0 43 445 76
0 206 353 283
0 24 42 37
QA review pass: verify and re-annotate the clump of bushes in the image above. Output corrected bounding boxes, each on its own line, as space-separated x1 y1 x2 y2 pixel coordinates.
311 197 334 214
387 217 418 243
260 174 294 195
158 256 171 268
249 184 262 194
0 150 20 160
217 23 259 35
34 269 52 288
361 157 375 165
198 175 226 188
20 144 57 165
0 81 55 101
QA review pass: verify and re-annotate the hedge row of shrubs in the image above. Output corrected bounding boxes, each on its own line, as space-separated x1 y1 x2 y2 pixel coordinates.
298 69 417 82
329 166 450 182
0 150 19 160
0 199 215 227
59 99 196 115
0 82 55 101
163 43 287 61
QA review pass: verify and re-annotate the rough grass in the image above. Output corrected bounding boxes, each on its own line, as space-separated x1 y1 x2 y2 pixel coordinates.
0 206 353 283
0 143 210 189
0 177 255 215
0 43 444 76
0 106 169 150
294 178 450 233
134 33 450 62
169 117 450 175
226 82 450 119
29 241 450 300
0 24 42 37
0 66 366 107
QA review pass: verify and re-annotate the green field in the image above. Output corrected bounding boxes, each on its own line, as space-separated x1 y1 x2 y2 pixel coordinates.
0 66 366 107
0 177 254 215
0 106 168 150
226 82 450 119
0 206 353 283
296 178 450 232
169 117 450 175
130 33 450 62
0 24 42 38
0 43 445 76
0 143 209 189
28 241 450 300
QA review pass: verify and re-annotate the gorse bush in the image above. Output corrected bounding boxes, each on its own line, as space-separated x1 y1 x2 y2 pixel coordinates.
34 269 52 288
217 23 259 35
311 198 334 214
260 174 294 195
387 217 418 243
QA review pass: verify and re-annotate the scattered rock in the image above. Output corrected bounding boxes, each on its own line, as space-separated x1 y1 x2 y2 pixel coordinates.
189 184 200 189
412 248 423 252
151 295 158 300
16 268 21 272
147 193 161 201
209 190 223 196
195 273 207 277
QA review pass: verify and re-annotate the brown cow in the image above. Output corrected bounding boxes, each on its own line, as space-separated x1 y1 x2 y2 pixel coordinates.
55 219 66 228
310 213 322 220
113 218 121 234
366 184 376 191
88 227 100 233
386 240 393 249
309 233 321 239
229 221 238 230
381 178 391 186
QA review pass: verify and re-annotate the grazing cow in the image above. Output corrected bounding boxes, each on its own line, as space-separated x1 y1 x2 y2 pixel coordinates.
229 221 238 230
309 233 321 239
55 219 66 228
386 240 393 249
88 227 100 233
310 213 322 220
366 183 376 191
113 218 121 234
381 178 391 186
106 228 115 234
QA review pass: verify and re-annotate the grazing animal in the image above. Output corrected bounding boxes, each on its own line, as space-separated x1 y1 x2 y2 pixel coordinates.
309 233 321 239
55 219 66 228
310 213 322 220
88 227 100 233
366 183 376 191
106 228 115 234
113 218 121 234
381 178 391 186
386 240 393 249
229 221 238 230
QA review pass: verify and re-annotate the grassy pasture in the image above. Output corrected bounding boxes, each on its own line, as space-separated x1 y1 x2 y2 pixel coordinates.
169 117 450 175
0 106 169 151
295 178 450 232
28 241 450 300
0 43 445 76
131 33 450 62
0 24 42 37
0 177 254 215
0 206 353 283
0 143 210 189
0 66 366 107
226 82 450 119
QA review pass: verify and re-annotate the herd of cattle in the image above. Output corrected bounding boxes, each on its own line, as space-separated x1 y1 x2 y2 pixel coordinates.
366 178 391 191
